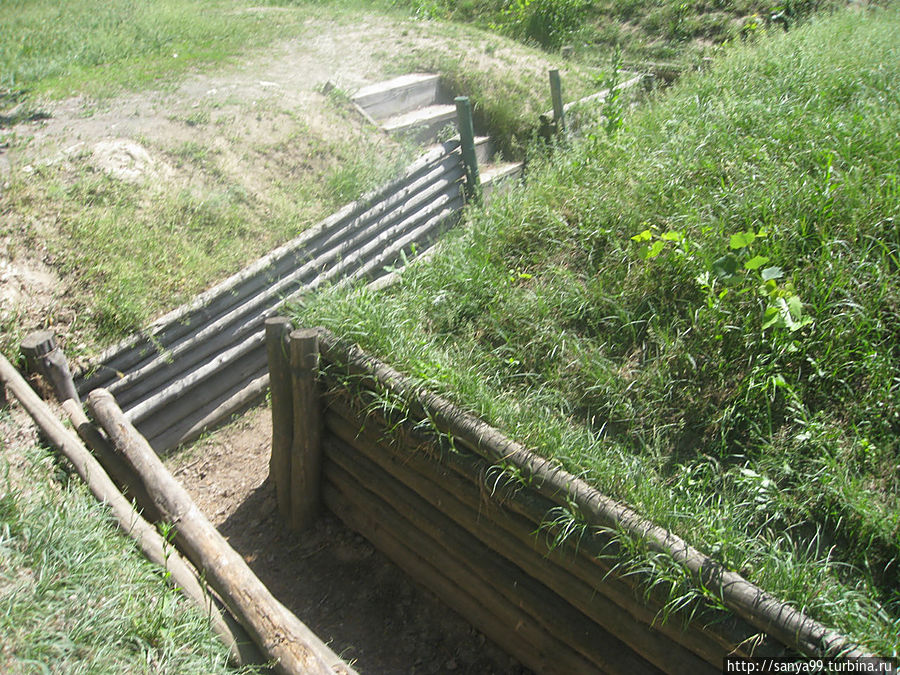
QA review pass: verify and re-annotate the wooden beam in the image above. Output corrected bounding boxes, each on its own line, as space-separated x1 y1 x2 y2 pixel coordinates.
323 402 716 673
0 354 262 668
86 388 355 675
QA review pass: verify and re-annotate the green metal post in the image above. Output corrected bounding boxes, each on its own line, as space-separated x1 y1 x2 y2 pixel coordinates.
549 69 566 137
454 96 481 205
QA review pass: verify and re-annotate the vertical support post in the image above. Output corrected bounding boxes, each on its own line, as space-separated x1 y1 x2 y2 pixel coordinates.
264 316 293 521
549 69 566 137
20 330 80 403
454 96 481 205
289 328 322 531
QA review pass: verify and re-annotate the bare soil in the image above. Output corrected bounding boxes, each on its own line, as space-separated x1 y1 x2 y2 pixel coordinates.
168 405 528 675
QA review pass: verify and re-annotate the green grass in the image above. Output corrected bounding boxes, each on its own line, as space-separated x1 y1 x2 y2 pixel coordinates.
389 0 850 65
292 6 900 654
0 0 314 98
0 440 255 674
1 0 605 360
3 140 415 352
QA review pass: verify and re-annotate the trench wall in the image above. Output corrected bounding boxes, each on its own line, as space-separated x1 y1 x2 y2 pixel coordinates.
73 142 464 452
267 327 824 675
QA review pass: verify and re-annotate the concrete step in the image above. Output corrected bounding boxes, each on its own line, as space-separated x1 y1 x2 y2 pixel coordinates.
382 104 457 144
474 136 494 165
352 73 442 122
481 161 524 203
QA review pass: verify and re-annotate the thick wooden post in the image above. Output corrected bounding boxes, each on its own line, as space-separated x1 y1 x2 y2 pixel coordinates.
20 330 80 403
289 328 322 530
549 69 566 137
454 96 481 205
265 317 294 521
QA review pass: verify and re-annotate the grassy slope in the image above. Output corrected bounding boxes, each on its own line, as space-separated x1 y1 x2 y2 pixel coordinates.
1 0 604 359
0 2 609 671
293 6 900 653
390 0 848 63
0 441 255 674
0 0 311 97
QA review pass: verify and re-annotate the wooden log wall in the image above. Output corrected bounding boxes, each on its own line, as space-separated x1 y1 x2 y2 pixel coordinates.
268 325 877 675
72 141 465 453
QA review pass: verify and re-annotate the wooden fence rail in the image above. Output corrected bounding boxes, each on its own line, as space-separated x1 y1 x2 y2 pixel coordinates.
266 323 878 674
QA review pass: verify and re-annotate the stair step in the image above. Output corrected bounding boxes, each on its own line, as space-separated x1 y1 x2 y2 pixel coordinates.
474 136 493 165
382 104 458 143
481 161 524 202
352 73 442 121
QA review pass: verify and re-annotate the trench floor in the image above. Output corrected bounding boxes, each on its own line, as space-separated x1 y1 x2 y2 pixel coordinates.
166 404 530 675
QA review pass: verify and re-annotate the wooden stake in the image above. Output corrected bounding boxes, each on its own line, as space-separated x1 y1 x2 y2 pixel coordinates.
265 317 294 521
86 388 354 675
289 329 322 531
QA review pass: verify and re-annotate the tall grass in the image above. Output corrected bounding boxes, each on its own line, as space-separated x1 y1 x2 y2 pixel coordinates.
389 0 849 63
293 6 900 654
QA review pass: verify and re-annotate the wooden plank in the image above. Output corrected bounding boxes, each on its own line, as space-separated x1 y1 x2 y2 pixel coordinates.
148 370 269 452
323 402 716 673
75 141 460 394
110 153 463 411
322 455 600 675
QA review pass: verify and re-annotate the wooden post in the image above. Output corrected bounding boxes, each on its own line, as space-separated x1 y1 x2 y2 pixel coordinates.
265 317 293 521
454 96 481 205
86 388 355 675
289 328 322 530
20 330 80 403
549 69 566 137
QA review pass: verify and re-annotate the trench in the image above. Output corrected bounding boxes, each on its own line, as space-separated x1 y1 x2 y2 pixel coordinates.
67 71 866 674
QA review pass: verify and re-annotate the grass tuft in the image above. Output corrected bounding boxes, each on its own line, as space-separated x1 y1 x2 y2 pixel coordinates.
0 444 256 674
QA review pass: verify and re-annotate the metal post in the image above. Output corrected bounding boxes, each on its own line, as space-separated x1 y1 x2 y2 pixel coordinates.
549 69 566 137
454 96 481 205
